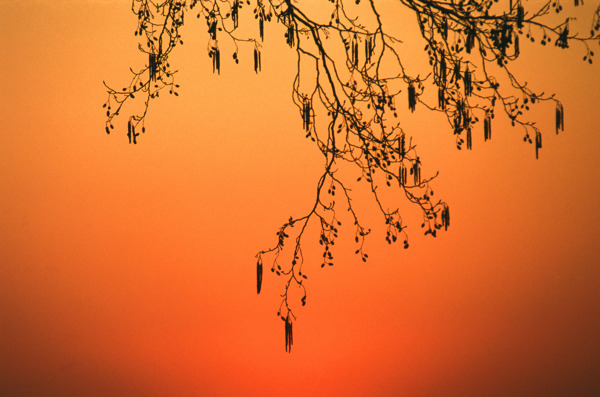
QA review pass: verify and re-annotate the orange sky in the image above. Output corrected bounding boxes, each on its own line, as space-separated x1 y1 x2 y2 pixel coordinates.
1 1 600 396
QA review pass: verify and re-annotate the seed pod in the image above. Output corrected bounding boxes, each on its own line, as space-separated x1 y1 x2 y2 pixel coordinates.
535 130 542 159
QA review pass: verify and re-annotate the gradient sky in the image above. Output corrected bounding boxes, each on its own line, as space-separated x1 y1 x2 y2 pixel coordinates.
1 1 600 396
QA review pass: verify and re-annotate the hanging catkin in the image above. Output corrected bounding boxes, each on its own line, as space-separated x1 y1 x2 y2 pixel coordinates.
285 315 293 353
302 97 312 130
408 84 416 112
466 27 475 53
399 134 406 159
442 204 450 231
464 66 472 97
438 88 445 109
440 55 446 85
232 0 239 28
517 3 524 28
484 112 492 141
555 102 564 134
254 48 261 73
466 128 472 150
127 119 132 144
365 36 373 64
256 258 263 294
399 163 406 186
149 53 157 81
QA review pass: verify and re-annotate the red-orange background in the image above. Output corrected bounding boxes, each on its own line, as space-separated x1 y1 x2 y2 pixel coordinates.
1 1 599 396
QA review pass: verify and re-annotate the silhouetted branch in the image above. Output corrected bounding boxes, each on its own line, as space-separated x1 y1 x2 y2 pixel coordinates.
105 0 600 351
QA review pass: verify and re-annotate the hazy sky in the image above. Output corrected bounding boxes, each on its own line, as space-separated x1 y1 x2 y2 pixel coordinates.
1 1 599 396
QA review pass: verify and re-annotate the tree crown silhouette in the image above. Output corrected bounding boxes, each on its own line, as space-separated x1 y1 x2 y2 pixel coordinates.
105 0 600 352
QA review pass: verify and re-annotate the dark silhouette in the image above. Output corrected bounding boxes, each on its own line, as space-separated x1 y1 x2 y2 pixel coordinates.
104 0 600 352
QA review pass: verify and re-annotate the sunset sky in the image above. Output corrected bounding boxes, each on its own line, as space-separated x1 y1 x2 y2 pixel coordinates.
1 0 599 396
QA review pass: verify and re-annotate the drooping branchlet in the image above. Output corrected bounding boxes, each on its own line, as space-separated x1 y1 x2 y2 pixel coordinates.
105 0 593 353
